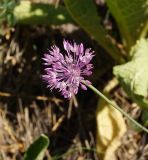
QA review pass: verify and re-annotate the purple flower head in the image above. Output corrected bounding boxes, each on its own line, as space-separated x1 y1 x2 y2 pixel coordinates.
42 40 94 99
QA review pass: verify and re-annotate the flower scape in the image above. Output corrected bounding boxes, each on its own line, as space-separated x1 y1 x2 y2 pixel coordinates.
42 40 94 99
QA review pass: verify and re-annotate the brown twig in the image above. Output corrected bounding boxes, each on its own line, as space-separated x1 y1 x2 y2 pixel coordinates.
0 91 62 104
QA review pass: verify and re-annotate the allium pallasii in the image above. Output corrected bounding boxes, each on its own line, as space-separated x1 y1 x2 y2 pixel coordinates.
42 40 94 99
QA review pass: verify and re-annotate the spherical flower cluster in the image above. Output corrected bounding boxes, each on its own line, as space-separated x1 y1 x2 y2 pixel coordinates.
42 40 94 99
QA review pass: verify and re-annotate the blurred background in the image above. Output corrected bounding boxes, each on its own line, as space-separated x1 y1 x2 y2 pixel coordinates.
0 0 148 160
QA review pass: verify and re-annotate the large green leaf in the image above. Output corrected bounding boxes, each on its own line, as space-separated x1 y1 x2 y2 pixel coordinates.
13 1 73 25
23 134 49 160
64 0 124 64
106 0 148 50
114 39 148 109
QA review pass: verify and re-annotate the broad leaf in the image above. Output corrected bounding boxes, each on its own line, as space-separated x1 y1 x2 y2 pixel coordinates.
96 99 126 160
64 0 124 63
106 0 148 50
114 38 148 109
14 1 73 25
23 134 49 160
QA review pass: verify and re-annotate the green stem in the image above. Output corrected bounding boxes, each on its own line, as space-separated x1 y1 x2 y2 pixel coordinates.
85 83 148 133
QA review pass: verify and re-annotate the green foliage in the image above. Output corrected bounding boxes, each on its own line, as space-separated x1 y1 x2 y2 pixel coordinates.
0 0 18 26
142 111 148 126
23 134 49 160
14 1 74 25
106 0 148 50
64 0 124 64
114 39 148 109
0 0 73 26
